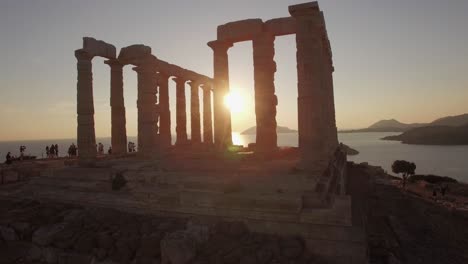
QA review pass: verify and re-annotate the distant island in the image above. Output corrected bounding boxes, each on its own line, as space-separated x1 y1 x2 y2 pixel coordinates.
241 126 297 135
340 113 468 133
382 124 468 145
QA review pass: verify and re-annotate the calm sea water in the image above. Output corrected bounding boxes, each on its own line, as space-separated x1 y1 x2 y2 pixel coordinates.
1 132 467 182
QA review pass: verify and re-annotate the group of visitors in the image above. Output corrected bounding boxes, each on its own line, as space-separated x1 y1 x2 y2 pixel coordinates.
128 142 136 152
96 143 113 155
45 144 59 158
68 143 78 157
5 152 12 165
97 143 105 155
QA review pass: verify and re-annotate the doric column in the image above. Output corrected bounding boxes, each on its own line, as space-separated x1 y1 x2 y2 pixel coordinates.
158 72 171 148
320 18 338 153
188 80 201 144
105 59 127 155
173 77 188 145
252 32 278 153
290 3 331 169
75 49 97 165
202 84 213 144
207 40 233 149
134 63 158 156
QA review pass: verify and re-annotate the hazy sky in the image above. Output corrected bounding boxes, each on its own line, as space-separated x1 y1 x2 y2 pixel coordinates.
1 0 467 141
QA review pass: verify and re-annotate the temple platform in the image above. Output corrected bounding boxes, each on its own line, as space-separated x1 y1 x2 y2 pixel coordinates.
0 148 366 263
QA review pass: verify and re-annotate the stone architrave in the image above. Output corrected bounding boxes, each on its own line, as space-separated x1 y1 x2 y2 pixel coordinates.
201 84 213 144
252 32 278 153
134 63 158 156
158 72 171 148
289 2 330 169
75 49 97 165
188 80 201 144
105 59 127 155
173 77 188 145
207 40 233 149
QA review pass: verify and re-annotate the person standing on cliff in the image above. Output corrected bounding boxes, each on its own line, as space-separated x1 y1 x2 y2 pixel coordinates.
5 152 12 165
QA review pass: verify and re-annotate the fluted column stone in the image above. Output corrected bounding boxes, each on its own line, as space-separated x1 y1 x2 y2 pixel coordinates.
105 59 127 155
207 40 233 149
173 77 188 145
189 80 201 144
75 49 97 165
290 3 330 169
252 32 278 153
202 84 213 145
158 72 171 148
134 63 158 156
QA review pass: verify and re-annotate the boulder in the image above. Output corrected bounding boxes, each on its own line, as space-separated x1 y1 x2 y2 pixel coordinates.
32 223 66 246
160 230 197 264
280 237 304 259
0 225 19 241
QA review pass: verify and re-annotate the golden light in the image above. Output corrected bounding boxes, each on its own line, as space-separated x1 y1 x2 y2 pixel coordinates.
224 91 244 113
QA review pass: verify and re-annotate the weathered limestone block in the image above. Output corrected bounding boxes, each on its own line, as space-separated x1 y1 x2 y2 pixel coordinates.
161 230 197 264
158 73 172 148
173 77 188 145
105 59 127 155
265 17 297 36
217 19 264 42
207 40 233 148
82 37 116 59
118 44 152 65
0 226 18 241
75 49 97 164
253 32 277 152
134 64 158 156
289 2 333 169
201 84 213 144
189 80 201 144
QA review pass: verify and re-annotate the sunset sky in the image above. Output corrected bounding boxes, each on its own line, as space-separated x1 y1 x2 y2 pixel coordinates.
1 0 467 141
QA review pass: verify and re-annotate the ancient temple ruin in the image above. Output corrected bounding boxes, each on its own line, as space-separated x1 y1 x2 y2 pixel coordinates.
59 2 364 262
75 2 338 170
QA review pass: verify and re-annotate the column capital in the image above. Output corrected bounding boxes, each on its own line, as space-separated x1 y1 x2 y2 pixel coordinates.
201 83 212 91
75 49 93 61
188 80 201 88
207 40 233 52
172 76 187 84
157 71 170 80
104 59 124 68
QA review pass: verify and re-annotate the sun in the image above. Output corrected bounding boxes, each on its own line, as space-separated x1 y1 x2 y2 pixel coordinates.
224 91 244 113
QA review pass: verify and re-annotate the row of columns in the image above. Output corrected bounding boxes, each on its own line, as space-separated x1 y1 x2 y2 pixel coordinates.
75 52 214 163
207 33 279 153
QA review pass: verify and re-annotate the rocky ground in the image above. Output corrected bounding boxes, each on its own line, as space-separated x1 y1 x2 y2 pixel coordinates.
2 162 468 264
349 163 468 264
0 198 321 264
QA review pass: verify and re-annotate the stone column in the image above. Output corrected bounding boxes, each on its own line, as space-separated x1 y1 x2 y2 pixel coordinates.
202 84 213 144
289 3 330 169
158 72 171 148
105 59 127 155
252 32 278 153
134 63 157 156
75 49 97 165
188 80 201 144
173 77 188 145
207 40 233 149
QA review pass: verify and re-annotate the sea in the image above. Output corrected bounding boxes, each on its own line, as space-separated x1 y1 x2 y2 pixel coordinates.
1 132 467 183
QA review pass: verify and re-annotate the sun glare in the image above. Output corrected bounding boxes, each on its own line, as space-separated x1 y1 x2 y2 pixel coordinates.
224 91 244 113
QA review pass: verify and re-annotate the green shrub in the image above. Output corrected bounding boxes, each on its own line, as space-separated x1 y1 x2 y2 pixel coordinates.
409 174 458 184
